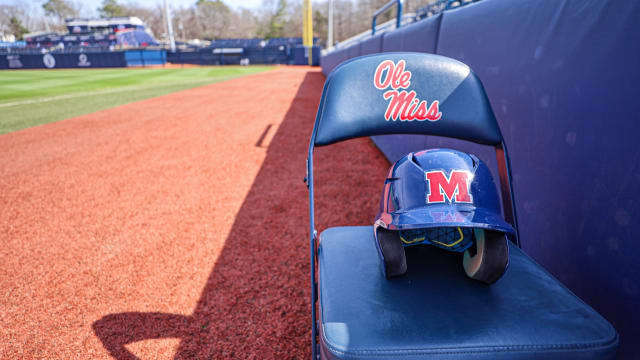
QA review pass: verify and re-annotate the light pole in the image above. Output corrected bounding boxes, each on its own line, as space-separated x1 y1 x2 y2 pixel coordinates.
163 0 176 52
327 0 333 50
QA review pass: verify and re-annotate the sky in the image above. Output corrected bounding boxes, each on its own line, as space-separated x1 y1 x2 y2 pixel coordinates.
0 0 265 14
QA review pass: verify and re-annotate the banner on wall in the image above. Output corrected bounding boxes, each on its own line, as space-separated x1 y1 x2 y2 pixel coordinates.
0 51 128 69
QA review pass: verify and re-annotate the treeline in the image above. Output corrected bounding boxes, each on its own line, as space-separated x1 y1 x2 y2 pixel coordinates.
0 0 435 46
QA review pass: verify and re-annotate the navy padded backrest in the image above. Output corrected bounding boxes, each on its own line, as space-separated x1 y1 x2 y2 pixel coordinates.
381 27 405 52
400 13 441 53
348 42 361 59
314 52 503 146
360 34 383 55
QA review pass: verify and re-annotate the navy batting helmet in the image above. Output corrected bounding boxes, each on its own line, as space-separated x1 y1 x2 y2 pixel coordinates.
374 148 514 284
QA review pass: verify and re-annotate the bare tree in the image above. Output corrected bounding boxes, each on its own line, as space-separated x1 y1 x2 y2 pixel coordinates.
312 7 327 46
194 0 233 39
1 3 49 36
256 0 289 39
42 0 80 23
98 0 126 18
405 0 438 13
2 0 441 44
227 8 260 39
282 1 303 38
172 6 199 40
332 0 356 41
119 2 164 38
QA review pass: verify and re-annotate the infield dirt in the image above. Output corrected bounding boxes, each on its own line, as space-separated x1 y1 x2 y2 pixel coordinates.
0 67 389 358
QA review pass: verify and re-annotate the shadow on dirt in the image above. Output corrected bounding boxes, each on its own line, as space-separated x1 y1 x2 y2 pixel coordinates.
92 71 388 359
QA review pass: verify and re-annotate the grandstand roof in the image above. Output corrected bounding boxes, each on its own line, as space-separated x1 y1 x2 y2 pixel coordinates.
23 31 58 40
65 17 146 28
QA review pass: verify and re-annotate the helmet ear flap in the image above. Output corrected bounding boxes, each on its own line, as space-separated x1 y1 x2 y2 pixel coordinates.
463 229 509 284
376 228 407 279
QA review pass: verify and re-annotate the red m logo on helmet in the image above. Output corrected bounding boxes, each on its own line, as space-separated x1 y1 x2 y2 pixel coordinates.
425 170 473 204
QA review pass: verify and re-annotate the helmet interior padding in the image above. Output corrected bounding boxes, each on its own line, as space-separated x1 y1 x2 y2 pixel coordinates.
376 228 407 279
463 229 509 284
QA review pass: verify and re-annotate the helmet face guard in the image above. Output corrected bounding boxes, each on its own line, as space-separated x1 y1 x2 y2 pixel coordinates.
374 148 513 284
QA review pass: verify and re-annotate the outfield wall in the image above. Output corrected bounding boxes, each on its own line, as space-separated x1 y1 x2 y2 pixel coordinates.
320 0 640 356
0 50 166 69
166 45 320 66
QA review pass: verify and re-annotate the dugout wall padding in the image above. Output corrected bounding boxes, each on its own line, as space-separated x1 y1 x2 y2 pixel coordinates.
319 0 640 356
359 34 383 55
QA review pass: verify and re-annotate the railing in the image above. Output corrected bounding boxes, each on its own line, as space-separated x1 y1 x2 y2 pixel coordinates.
323 12 415 55
415 0 481 21
322 0 484 55
372 0 404 36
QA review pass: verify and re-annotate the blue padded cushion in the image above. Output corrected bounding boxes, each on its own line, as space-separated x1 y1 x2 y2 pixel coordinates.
314 53 504 146
318 226 618 359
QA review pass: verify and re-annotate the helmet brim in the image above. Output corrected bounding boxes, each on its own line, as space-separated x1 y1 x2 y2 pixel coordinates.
384 205 515 235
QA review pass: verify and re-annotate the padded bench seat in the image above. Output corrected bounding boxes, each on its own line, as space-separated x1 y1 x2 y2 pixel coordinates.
317 226 618 360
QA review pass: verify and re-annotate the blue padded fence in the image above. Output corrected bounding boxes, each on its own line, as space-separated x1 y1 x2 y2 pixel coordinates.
319 0 640 357
0 51 127 69
124 50 166 67
166 45 320 66
0 50 167 69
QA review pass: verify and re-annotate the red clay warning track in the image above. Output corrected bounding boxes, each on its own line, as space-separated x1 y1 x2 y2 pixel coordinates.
0 67 390 359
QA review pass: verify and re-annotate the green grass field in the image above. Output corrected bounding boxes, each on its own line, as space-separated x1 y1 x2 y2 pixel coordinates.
0 66 272 134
